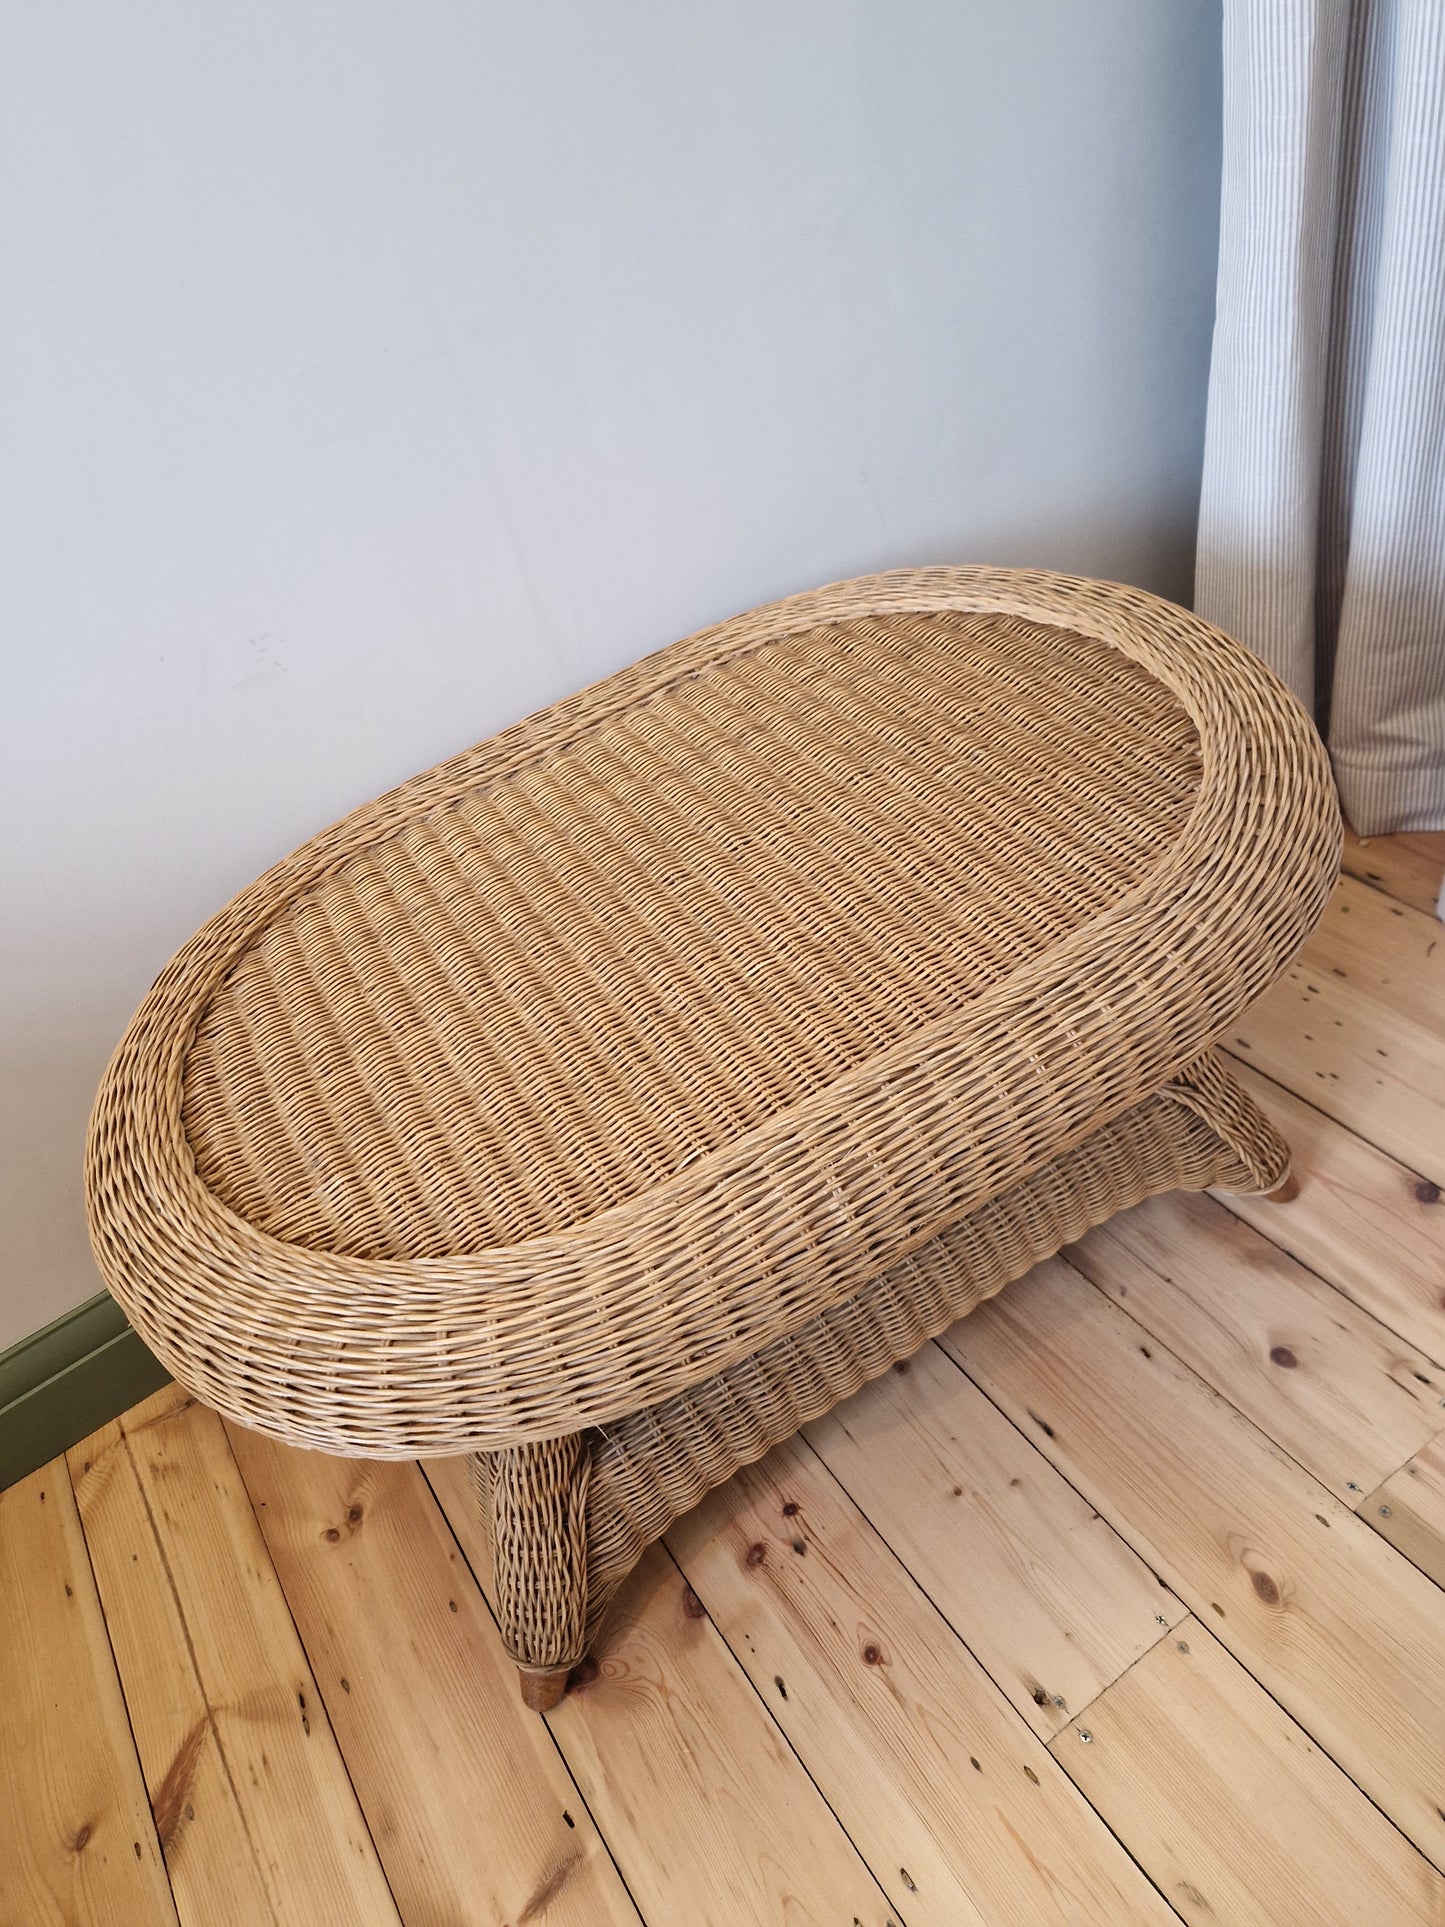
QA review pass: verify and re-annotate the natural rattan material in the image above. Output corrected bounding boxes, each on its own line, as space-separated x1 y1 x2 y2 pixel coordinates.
87 567 1341 1695
474 1059 1287 1672
182 611 1198 1258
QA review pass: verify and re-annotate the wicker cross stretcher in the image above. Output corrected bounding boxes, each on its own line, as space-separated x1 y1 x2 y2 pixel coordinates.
87 568 1342 1711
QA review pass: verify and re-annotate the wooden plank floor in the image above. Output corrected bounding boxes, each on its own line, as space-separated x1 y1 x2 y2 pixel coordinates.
4 836 1444 1926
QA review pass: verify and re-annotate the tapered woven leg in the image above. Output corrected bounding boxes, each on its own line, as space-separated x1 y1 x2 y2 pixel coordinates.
478 1433 592 1707
1161 1050 1291 1194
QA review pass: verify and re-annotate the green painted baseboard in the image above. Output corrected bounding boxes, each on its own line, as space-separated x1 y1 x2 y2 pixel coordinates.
0 1292 170 1491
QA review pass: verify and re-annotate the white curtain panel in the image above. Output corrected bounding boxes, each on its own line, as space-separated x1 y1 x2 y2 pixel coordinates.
1196 0 1445 835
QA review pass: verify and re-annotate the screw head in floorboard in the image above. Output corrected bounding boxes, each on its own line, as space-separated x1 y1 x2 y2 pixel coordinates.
1378 1505 1393 1517
1077 1730 1093 1744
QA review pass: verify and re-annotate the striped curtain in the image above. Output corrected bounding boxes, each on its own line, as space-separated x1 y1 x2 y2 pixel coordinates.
1195 0 1445 835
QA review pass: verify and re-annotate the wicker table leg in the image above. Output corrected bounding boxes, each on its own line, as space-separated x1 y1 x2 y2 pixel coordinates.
1162 1052 1292 1195
480 1433 592 1710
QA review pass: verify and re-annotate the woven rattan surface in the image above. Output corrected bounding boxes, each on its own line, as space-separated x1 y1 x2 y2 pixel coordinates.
87 568 1342 1458
479 1055 1287 1667
182 611 1196 1254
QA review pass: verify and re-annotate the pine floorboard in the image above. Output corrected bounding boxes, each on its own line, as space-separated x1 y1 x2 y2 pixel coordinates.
1048 1617 1445 1927
1227 878 1445 1186
666 1434 1180 1926
68 1386 397 1925
1214 1060 1445 1366
939 1258 1445 1872
1362 1437 1445 1591
425 1453 896 1927
1341 823 1445 921
803 1340 1185 1738
1067 1189 1445 1502
4 834 1443 1923
0 1462 178 1927
226 1428 640 1927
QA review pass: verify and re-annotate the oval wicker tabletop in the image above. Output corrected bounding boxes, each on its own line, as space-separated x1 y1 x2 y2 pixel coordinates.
87 568 1341 1456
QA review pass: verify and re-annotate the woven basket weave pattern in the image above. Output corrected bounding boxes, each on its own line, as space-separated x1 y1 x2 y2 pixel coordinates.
87 569 1340 1478
478 1063 1286 1664
182 612 1197 1257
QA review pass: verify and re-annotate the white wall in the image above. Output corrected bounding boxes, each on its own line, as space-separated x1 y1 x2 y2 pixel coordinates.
0 1 1222 1350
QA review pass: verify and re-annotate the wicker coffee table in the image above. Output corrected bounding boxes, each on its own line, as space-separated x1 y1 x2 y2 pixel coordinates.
88 568 1341 1710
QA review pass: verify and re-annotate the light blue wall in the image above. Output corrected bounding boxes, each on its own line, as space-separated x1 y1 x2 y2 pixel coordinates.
0 1 1222 1345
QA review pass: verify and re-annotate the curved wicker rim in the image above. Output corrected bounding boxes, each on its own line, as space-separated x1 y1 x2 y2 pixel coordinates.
86 567 1341 1454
